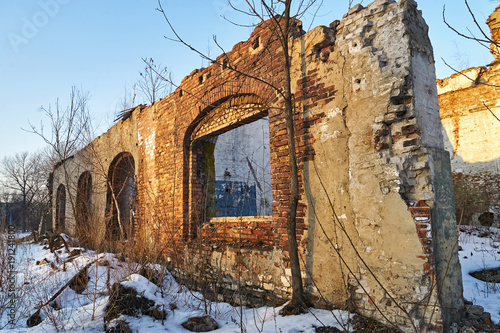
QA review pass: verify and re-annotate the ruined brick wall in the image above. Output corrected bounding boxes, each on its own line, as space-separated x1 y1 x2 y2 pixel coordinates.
52 0 464 332
51 110 140 243
295 1 462 330
437 5 500 228
487 5 500 59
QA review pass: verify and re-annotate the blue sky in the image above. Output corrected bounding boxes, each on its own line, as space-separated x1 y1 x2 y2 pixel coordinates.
0 0 498 161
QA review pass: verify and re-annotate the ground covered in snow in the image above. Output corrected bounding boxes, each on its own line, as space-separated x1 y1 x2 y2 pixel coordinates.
0 226 498 332
458 226 500 323
1 234 352 333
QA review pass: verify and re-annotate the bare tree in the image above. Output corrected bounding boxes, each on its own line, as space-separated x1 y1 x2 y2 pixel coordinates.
25 86 94 238
116 84 137 115
28 86 91 164
0 151 49 231
443 0 500 60
157 0 323 314
137 58 172 105
28 84 141 248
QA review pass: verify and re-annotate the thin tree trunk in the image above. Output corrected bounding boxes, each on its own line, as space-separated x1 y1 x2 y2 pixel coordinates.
281 0 307 314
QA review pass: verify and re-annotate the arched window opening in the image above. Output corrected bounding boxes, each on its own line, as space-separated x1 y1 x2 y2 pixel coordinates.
55 184 66 232
105 153 135 241
185 95 275 244
76 171 92 242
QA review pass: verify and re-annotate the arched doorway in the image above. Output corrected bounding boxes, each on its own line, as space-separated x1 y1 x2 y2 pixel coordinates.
105 153 135 240
76 171 92 243
55 184 66 232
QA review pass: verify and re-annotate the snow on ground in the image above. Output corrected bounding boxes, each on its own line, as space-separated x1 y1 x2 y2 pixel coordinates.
458 226 500 323
1 226 499 332
1 236 352 332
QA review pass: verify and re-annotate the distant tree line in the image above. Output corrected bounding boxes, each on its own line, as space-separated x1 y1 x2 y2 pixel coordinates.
0 151 52 232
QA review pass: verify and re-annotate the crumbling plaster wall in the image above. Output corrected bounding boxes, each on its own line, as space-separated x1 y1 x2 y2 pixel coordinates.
437 5 500 228
293 0 462 330
51 111 139 242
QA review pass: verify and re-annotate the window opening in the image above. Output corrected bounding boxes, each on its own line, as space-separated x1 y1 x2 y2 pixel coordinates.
197 117 273 220
55 184 66 232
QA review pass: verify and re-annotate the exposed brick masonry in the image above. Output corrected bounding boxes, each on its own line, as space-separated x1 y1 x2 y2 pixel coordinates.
52 1 464 332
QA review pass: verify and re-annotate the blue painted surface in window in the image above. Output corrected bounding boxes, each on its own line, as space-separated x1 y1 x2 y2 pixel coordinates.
214 181 257 217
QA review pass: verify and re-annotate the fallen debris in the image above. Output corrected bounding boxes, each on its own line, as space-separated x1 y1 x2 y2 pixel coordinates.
36 258 49 265
27 259 98 327
105 282 155 322
470 267 500 283
181 315 219 332
105 319 132 333
69 264 90 294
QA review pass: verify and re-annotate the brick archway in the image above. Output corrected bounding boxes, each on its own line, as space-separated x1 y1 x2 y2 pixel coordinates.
55 184 66 232
182 94 272 240
105 152 136 240
76 171 92 243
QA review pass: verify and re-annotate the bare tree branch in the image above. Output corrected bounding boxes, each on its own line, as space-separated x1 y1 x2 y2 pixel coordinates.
483 101 500 122
137 58 172 104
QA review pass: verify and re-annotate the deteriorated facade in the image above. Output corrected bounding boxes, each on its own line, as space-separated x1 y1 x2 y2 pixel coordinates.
52 0 464 331
438 5 500 228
